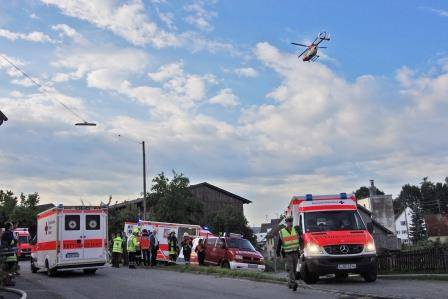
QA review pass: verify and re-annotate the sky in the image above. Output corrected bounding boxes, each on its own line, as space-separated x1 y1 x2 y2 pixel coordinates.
1 0 448 226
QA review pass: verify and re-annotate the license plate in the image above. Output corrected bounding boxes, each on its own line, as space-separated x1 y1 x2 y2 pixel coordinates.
337 264 356 270
66 252 80 258
248 264 258 269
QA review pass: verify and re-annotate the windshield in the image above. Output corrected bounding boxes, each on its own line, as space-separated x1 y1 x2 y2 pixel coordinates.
227 238 256 251
18 235 29 243
304 211 366 232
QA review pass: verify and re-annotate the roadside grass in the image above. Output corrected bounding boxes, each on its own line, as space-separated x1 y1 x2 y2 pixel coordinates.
160 264 287 284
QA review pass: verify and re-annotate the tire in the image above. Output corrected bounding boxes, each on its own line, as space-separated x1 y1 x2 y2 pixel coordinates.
46 260 56 277
221 261 230 269
362 270 377 282
335 272 348 280
30 260 38 274
83 268 97 275
300 264 319 284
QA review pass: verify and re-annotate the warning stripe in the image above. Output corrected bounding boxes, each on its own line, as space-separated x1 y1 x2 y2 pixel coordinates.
83 238 103 248
299 205 357 212
34 241 57 251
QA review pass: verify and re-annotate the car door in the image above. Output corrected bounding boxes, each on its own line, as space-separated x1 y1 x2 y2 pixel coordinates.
60 211 84 262
204 238 216 265
83 210 106 261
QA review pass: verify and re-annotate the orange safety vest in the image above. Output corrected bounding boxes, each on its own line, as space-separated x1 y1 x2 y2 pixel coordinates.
140 236 150 250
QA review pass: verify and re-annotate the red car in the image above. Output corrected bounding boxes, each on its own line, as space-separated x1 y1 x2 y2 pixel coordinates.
14 228 32 259
204 234 265 271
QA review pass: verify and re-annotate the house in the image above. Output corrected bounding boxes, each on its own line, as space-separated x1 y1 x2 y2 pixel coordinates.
109 182 251 225
424 214 448 243
394 207 414 244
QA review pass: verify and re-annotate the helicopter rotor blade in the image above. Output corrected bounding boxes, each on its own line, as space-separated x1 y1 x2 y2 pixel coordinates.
297 49 307 58
318 46 327 49
291 42 307 47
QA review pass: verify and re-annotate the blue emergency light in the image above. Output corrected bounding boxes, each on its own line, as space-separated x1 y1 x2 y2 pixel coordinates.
305 194 313 201
340 193 347 199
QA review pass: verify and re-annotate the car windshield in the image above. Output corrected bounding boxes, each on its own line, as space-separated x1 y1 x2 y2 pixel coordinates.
227 238 256 251
304 211 366 232
18 235 29 243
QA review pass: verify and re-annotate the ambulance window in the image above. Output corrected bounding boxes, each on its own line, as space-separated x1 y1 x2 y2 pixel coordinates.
216 238 224 248
86 215 101 230
65 215 80 231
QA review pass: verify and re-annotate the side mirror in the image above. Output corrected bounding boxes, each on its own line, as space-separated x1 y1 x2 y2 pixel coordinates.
367 222 374 234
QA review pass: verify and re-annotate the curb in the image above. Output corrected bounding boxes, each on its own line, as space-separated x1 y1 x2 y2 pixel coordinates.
2 287 27 299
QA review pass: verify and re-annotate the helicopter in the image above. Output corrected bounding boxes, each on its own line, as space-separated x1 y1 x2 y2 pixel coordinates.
291 31 330 62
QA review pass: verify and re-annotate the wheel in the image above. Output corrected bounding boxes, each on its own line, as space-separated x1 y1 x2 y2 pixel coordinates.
83 268 97 275
46 260 56 277
335 272 348 280
300 264 319 284
362 270 377 282
221 261 230 269
30 259 38 273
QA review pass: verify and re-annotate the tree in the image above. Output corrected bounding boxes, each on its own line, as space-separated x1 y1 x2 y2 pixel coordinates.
420 177 437 214
207 206 254 242
409 203 428 243
355 186 385 200
395 184 421 213
0 190 18 225
10 192 40 236
149 171 203 225
108 205 140 237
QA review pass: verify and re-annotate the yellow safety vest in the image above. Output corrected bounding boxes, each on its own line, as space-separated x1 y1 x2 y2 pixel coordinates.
168 239 177 255
112 237 123 253
280 227 299 253
127 235 138 252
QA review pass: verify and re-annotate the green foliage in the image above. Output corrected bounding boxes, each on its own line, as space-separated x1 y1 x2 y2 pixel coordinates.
409 203 428 243
108 205 140 237
355 186 385 199
207 206 254 242
0 190 40 236
149 171 203 225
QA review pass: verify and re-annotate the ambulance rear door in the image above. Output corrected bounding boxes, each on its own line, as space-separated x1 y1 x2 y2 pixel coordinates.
83 210 107 261
59 210 84 262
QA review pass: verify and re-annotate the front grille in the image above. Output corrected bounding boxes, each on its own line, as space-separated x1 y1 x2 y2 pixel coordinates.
323 244 364 255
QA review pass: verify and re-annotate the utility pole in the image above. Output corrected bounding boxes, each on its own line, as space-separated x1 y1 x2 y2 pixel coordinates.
142 141 147 220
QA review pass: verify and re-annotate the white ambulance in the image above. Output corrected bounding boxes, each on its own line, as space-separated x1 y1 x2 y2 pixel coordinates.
30 205 108 276
124 220 213 263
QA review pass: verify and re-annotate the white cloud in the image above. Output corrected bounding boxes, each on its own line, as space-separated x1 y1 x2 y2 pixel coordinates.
427 7 448 17
30 13 40 20
52 23 86 44
0 28 55 43
234 67 258 78
184 0 217 32
41 0 179 48
148 62 184 82
209 88 239 107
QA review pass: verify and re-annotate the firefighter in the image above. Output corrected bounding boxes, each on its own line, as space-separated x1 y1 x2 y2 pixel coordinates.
181 233 193 265
167 231 179 262
1 222 18 286
127 228 140 269
140 229 150 267
276 216 300 292
112 232 123 268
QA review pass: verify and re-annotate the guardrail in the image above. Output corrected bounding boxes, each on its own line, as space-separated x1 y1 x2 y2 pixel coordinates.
378 246 448 274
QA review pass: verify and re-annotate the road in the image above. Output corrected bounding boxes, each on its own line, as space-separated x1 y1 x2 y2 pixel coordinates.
16 261 448 299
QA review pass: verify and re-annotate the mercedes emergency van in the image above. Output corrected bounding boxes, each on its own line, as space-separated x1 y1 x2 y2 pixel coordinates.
285 193 377 284
30 206 108 276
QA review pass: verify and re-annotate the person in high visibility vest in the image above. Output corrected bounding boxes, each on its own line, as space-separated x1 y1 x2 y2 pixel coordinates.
276 216 300 292
1 222 18 286
140 229 150 267
167 231 179 262
112 232 123 268
127 227 140 269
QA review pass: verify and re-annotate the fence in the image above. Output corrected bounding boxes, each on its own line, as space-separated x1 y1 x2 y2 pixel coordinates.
378 246 448 274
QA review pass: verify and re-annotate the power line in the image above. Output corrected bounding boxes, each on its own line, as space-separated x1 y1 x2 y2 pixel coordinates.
0 54 89 124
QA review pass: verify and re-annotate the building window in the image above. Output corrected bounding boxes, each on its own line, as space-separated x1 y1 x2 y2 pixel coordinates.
402 230 407 234
400 221 406 226
397 231 400 235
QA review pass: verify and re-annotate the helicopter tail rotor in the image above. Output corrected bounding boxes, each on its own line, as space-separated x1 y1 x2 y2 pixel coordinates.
318 31 330 41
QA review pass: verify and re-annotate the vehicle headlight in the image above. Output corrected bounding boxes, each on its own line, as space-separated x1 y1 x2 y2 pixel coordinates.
235 254 243 260
304 243 325 256
364 241 376 253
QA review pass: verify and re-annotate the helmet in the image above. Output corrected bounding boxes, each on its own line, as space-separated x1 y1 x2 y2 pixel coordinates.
183 232 189 238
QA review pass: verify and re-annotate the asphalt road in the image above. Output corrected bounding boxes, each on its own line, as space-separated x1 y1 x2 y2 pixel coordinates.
15 261 448 299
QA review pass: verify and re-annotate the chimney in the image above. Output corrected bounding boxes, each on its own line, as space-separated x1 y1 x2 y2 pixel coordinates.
369 180 376 197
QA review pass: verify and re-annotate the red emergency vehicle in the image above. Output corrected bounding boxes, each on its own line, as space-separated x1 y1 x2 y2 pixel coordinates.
285 193 377 284
31 206 108 276
14 228 32 259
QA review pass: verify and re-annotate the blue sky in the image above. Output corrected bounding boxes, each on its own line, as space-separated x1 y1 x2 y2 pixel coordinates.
1 0 448 225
